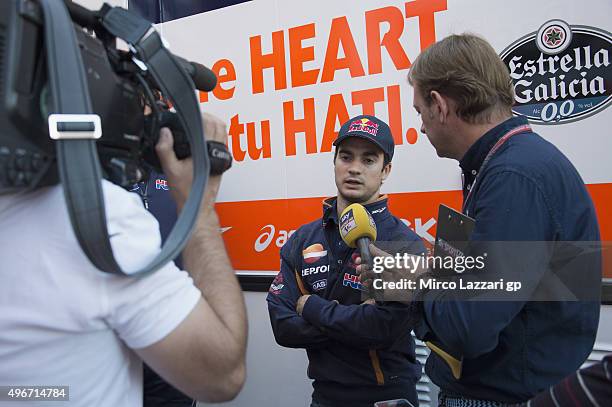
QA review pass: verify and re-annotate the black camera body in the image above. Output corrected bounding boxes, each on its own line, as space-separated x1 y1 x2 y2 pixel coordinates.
0 0 226 275
0 0 221 194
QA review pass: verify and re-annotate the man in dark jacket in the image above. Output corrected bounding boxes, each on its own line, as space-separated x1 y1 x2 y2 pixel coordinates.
267 115 426 407
396 33 601 405
132 172 193 407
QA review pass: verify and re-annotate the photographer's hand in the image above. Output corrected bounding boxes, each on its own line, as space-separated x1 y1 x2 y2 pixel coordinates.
155 111 226 210
139 113 246 402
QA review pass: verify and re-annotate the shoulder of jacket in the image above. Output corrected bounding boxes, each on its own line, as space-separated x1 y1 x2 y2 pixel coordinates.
280 218 323 255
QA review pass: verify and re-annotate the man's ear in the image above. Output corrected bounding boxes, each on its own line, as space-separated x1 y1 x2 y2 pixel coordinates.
430 90 449 123
381 162 392 182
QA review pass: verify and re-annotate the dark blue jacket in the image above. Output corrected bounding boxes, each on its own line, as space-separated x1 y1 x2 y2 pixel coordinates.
131 172 190 406
267 197 425 407
416 116 601 402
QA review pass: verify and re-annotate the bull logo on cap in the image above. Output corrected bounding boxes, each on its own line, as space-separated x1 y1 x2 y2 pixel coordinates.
348 118 379 136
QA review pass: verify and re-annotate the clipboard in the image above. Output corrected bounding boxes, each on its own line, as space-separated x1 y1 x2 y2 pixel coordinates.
424 204 475 380
433 204 475 274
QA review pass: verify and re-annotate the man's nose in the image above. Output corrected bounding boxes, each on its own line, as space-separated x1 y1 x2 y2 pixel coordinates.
348 162 362 174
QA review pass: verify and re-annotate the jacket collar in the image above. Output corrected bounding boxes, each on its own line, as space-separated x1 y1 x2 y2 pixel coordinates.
322 195 391 227
459 116 528 176
458 116 529 197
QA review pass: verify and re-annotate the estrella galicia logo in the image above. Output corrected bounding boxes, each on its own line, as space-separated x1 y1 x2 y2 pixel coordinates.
500 20 611 125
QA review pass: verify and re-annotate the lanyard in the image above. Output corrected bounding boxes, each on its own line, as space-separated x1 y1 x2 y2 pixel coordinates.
462 124 532 215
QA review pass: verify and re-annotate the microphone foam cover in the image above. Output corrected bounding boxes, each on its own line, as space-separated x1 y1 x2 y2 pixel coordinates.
190 62 217 92
339 203 377 248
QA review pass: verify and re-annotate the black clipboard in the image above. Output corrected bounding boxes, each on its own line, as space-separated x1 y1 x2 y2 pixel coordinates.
433 204 475 274
425 205 475 379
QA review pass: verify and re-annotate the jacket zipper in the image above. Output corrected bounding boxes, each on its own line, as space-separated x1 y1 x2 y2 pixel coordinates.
324 221 386 385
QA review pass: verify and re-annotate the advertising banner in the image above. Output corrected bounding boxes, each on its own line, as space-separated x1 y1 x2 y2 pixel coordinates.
134 0 611 276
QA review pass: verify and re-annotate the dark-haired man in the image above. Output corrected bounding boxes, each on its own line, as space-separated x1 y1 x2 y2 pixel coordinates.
267 115 426 407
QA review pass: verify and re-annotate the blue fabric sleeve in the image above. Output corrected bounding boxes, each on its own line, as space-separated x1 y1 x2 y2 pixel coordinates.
419 170 555 358
301 295 418 349
266 235 330 349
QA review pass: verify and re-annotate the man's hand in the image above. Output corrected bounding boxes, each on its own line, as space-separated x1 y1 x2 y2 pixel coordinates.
296 295 311 316
155 112 227 209
355 244 392 288
355 243 427 303
138 112 247 402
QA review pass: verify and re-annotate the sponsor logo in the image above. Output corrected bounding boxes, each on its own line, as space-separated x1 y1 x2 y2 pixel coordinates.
340 210 352 223
343 272 365 291
368 211 376 229
402 217 436 244
155 179 169 190
269 272 284 295
501 20 611 124
270 283 284 292
348 118 379 136
371 207 387 214
302 264 330 276
254 225 296 252
339 209 357 237
340 219 356 236
302 243 328 264
436 237 465 258
312 279 327 291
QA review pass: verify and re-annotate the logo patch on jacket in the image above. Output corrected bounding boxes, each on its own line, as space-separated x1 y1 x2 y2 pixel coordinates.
302 264 329 277
343 273 365 291
302 243 328 264
269 272 284 295
155 179 169 190
312 279 327 291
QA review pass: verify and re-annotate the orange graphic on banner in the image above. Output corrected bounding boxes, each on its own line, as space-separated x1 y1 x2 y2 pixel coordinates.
216 183 612 279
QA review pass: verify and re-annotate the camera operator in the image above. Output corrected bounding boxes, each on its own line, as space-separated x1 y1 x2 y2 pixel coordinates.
0 113 247 406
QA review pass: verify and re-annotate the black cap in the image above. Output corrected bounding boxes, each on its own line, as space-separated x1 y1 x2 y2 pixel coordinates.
333 115 395 161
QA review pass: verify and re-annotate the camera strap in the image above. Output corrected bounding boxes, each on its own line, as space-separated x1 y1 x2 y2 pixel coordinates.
41 0 208 275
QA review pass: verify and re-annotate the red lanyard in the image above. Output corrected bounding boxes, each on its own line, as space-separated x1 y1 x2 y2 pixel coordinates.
462 124 532 215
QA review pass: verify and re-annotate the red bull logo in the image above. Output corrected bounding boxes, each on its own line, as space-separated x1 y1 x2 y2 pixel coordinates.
348 118 379 136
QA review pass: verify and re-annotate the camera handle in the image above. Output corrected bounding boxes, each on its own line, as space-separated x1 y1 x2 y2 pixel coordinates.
41 0 209 275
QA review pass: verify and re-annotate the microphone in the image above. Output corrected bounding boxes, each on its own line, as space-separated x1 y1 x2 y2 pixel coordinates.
173 56 218 92
339 203 378 298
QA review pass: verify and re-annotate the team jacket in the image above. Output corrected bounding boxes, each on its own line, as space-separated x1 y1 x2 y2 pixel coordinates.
267 197 425 407
131 172 191 407
416 116 601 402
